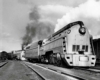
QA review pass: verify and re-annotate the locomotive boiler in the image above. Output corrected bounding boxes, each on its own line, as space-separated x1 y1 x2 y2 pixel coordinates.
24 21 96 67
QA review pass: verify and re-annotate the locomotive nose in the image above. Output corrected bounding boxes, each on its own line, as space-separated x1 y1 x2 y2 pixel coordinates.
79 27 86 35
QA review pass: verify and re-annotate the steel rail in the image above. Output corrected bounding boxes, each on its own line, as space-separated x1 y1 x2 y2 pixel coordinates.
24 63 47 80
75 67 100 74
0 61 8 68
34 63 85 80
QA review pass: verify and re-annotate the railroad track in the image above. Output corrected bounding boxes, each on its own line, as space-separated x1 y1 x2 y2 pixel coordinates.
34 63 100 80
25 65 47 80
74 67 100 74
23 62 85 80
0 61 8 68
38 63 100 74
90 66 100 69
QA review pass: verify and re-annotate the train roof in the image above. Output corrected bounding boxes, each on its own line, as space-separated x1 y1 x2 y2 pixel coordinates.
24 41 40 50
48 21 84 40
93 35 100 43
93 35 100 40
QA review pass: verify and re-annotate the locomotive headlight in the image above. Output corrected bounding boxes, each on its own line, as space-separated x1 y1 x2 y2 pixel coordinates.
79 27 86 35
80 56 88 62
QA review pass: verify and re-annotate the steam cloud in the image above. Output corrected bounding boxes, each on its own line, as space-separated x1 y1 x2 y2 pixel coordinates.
22 6 54 47
22 0 100 48
55 0 100 37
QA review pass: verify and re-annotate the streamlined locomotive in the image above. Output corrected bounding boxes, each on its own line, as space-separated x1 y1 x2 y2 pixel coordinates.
24 21 96 67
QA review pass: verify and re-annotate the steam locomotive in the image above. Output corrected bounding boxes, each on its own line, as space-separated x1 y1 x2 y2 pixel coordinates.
24 21 96 67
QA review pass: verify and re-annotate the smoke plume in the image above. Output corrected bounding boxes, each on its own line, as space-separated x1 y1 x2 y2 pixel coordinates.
55 0 100 37
22 6 54 47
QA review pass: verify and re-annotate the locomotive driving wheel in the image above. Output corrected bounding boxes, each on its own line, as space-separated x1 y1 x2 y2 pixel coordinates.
49 54 55 64
55 53 62 66
49 53 62 66
40 55 45 63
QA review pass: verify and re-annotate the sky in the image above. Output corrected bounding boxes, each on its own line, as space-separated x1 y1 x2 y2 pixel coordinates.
0 0 100 52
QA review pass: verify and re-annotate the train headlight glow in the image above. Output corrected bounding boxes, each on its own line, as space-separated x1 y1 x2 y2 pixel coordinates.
79 27 86 35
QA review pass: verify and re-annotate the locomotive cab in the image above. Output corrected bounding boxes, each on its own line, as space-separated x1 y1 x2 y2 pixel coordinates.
64 23 96 67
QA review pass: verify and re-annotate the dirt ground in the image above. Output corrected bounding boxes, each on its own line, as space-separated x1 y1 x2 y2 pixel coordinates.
0 61 42 80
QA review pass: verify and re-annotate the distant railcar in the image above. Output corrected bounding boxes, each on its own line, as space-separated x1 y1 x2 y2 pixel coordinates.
0 51 8 61
93 38 100 64
13 50 26 60
24 21 96 67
